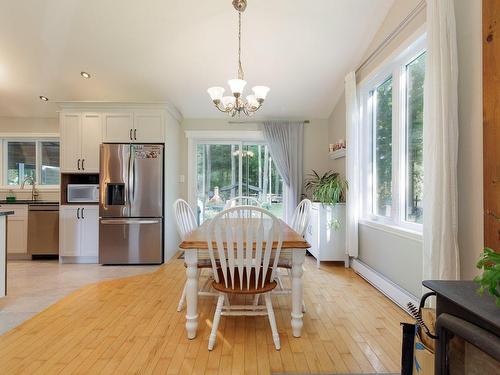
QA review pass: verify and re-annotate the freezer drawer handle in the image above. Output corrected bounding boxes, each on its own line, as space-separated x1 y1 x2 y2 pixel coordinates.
100 219 161 225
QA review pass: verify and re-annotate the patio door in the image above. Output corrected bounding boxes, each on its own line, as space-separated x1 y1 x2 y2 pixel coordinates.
195 141 283 223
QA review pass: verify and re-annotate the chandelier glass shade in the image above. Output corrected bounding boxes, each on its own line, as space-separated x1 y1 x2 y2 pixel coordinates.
207 0 269 117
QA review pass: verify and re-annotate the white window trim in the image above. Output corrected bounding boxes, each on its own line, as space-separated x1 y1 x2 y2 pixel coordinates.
0 136 60 190
359 33 426 235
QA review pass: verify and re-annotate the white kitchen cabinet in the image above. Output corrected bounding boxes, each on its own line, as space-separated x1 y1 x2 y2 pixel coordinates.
304 203 348 268
59 205 99 261
0 205 28 256
102 111 164 142
134 111 164 142
60 113 102 173
102 112 134 142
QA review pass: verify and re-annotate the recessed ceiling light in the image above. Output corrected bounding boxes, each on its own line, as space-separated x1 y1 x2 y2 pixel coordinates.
80 71 91 79
39 96 49 101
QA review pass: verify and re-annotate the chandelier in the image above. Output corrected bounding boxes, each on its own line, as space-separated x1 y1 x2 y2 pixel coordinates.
207 0 270 117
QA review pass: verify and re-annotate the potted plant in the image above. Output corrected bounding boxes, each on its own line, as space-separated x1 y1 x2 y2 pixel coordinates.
474 247 500 307
304 170 348 205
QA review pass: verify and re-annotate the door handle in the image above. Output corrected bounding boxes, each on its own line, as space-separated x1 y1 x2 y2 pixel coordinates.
77 207 80 219
77 159 81 170
82 159 85 170
134 129 137 140
100 219 160 225
81 207 85 219
130 129 133 140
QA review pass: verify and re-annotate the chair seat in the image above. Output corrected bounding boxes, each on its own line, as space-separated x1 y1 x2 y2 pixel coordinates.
277 259 292 269
212 267 277 294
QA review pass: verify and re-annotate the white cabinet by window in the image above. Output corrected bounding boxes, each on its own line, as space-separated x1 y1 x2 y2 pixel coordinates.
304 203 348 268
59 205 99 262
0 205 28 256
60 113 102 173
102 111 164 142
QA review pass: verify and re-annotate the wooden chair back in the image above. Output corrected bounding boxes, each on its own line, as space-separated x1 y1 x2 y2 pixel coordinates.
207 206 283 291
173 199 197 240
290 199 312 236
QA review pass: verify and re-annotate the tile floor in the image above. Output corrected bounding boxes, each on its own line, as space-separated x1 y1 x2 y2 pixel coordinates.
0 260 159 335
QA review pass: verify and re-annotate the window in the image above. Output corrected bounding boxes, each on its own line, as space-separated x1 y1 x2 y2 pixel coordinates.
360 36 426 231
195 141 283 223
3 139 60 186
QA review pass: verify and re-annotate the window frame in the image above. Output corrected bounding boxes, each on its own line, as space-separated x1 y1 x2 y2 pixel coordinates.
1 137 60 189
359 34 426 234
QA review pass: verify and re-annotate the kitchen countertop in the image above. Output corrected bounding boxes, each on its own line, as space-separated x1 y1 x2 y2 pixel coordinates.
0 200 59 205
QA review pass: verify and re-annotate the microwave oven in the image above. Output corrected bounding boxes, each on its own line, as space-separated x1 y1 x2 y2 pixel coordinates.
67 184 99 203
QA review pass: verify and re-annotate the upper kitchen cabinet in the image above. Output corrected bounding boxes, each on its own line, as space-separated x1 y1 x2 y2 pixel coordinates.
60 113 102 173
102 111 164 142
102 112 134 142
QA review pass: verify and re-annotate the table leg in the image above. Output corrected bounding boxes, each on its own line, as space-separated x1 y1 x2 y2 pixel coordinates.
185 249 199 339
291 249 306 337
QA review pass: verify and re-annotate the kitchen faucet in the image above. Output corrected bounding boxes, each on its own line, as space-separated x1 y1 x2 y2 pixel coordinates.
21 176 39 201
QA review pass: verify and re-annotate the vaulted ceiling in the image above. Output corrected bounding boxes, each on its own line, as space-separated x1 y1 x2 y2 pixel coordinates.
0 0 393 119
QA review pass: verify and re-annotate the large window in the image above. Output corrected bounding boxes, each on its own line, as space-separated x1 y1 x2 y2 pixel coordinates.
360 36 426 231
3 139 60 186
195 141 283 223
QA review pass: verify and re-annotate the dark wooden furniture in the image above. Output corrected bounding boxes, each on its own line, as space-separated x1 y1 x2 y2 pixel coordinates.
423 280 500 374
483 0 500 251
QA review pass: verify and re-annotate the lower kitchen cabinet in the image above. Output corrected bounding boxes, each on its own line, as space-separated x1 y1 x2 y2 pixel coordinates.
59 205 99 262
0 205 28 257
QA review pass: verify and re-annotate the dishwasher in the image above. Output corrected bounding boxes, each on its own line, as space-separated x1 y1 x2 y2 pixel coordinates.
28 204 59 256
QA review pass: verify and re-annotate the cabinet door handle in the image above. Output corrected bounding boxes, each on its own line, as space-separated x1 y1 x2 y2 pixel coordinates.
130 129 133 140
81 207 85 219
134 129 137 140
77 208 80 219
77 159 81 170
82 159 85 170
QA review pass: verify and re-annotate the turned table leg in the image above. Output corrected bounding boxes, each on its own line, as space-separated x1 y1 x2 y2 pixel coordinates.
185 249 199 339
291 250 306 337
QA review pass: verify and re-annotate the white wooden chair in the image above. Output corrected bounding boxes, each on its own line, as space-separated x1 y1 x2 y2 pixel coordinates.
207 206 283 351
223 196 262 209
275 199 311 311
173 199 216 312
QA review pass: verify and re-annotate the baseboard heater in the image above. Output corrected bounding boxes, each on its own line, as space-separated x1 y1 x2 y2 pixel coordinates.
351 258 419 312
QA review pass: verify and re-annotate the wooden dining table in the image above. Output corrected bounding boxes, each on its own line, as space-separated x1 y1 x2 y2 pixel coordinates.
179 218 310 339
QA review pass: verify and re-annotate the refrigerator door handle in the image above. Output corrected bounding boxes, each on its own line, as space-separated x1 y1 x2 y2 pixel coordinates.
100 219 161 225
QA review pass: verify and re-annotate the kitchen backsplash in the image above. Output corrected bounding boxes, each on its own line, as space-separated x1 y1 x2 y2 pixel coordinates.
0 189 60 202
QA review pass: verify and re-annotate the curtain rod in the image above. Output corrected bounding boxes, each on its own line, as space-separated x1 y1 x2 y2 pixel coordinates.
355 0 426 74
228 120 310 124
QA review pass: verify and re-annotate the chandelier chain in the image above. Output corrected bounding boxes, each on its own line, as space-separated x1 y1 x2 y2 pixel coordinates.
238 11 244 80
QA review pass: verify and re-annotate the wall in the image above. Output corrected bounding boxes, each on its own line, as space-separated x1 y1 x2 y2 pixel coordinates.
0 117 60 201
179 118 331 201
327 0 484 295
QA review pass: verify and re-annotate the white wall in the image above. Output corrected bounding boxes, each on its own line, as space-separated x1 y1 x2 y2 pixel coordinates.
327 0 484 294
179 118 331 201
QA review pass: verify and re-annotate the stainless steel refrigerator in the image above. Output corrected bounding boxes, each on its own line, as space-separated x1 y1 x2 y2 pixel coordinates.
99 143 164 264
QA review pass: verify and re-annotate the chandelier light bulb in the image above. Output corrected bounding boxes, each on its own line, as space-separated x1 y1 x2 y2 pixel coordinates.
252 86 270 101
246 95 259 108
228 79 247 96
207 87 225 102
221 96 236 109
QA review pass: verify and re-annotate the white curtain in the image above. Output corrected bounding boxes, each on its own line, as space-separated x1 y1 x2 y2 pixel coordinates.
262 121 304 223
423 0 460 281
345 71 360 258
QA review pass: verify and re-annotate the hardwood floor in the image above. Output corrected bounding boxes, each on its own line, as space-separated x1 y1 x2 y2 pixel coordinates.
0 255 410 374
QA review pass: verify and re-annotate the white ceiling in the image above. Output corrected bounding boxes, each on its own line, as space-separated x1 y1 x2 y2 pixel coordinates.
0 0 393 119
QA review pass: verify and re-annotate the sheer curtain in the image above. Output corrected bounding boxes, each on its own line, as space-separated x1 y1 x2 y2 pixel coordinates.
423 0 460 281
262 121 304 223
345 71 360 258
